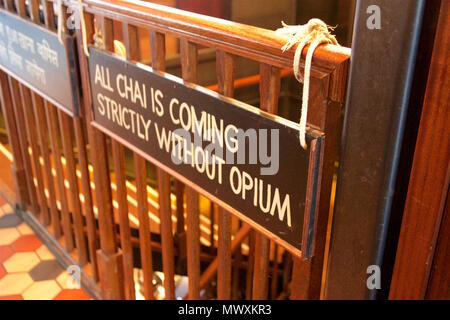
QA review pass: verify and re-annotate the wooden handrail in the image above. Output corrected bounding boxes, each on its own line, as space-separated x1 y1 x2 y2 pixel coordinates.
63 0 350 101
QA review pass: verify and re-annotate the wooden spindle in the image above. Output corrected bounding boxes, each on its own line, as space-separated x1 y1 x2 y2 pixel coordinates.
28 0 40 23
209 203 215 250
42 0 55 30
15 0 26 17
252 63 281 299
3 0 14 11
39 0 74 252
45 103 75 251
77 10 123 299
252 233 270 299
281 251 292 296
150 30 176 300
216 50 235 300
19 85 50 225
232 220 243 299
7 77 38 212
27 0 57 231
180 39 201 300
0 72 28 207
245 231 255 300
73 117 99 279
5 0 41 212
58 111 88 265
32 94 61 237
50 2 100 281
175 181 186 257
199 224 251 291
122 22 154 300
100 15 135 300
270 243 280 299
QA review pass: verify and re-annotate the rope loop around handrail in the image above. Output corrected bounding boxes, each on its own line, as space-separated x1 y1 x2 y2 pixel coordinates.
276 19 339 149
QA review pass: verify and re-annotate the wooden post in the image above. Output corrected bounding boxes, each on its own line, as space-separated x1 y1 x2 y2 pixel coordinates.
76 10 124 300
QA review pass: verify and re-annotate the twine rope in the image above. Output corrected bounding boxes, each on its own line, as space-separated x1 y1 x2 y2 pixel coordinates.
276 19 339 149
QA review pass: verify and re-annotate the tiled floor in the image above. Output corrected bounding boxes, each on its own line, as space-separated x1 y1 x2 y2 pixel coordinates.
0 196 91 300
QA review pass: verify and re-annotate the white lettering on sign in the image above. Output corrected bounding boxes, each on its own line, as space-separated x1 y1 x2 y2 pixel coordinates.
90 60 298 232
229 166 291 227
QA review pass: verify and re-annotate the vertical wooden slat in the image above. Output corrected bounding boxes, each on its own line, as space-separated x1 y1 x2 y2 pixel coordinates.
197 224 251 293
29 0 40 23
15 0 26 17
252 233 270 299
27 0 55 230
46 0 98 278
175 181 186 257
7 78 38 212
42 0 56 30
231 219 243 300
58 111 88 265
39 0 74 252
252 63 281 300
281 252 292 296
100 15 135 300
259 63 281 115
270 244 280 299
180 39 201 300
45 0 85 266
77 11 123 299
45 103 75 251
111 137 136 300
245 231 255 300
150 30 176 300
231 237 242 299
73 117 98 278
3 0 14 11
133 152 154 300
82 14 117 256
0 72 28 206
157 167 176 299
122 22 154 300
111 140 136 299
217 206 232 299
2 0 37 213
216 50 235 300
32 94 61 237
209 203 215 250
19 85 50 225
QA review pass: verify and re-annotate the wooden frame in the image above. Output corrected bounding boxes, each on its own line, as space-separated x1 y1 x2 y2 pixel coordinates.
0 0 350 300
389 0 450 299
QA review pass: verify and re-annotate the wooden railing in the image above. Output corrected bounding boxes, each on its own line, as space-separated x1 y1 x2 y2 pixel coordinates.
0 0 350 300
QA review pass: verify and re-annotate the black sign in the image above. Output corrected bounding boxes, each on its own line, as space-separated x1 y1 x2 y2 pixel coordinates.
88 48 324 257
0 9 79 116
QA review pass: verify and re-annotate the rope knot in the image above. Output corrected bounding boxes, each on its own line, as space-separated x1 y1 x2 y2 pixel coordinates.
276 19 339 149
